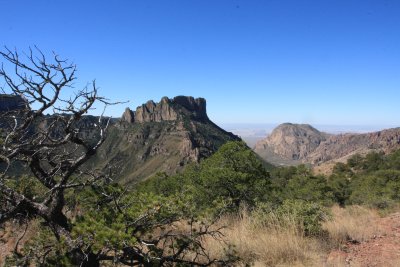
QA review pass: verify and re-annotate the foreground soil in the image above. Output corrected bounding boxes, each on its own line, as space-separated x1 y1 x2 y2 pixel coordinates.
326 212 400 267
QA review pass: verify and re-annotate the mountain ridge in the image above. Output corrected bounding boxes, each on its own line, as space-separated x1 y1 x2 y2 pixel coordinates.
91 95 240 183
254 123 400 166
121 96 208 124
0 94 240 183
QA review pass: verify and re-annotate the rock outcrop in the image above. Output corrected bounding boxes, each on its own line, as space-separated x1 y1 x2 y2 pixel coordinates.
254 123 400 166
307 128 400 164
0 94 27 112
121 108 135 123
91 96 238 183
254 123 330 162
121 96 207 124
173 96 207 120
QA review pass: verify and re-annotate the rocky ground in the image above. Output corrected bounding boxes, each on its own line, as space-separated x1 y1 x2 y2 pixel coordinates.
0 222 32 266
326 212 400 267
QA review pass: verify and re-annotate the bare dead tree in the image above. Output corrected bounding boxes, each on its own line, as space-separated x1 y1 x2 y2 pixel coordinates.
0 47 116 265
0 48 235 266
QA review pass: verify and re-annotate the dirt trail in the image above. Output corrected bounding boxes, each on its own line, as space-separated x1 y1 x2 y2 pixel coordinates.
326 212 400 267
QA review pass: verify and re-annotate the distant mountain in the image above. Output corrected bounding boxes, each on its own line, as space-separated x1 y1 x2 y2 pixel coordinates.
254 123 330 165
254 123 400 166
307 128 400 164
91 96 240 183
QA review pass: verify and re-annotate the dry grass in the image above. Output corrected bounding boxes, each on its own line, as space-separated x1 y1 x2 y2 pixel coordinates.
204 208 325 266
0 205 387 266
203 205 389 266
322 205 386 247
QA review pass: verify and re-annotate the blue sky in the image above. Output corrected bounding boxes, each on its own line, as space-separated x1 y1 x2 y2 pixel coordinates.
1 0 399 126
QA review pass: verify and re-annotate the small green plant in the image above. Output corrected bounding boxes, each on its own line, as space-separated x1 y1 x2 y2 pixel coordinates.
275 200 329 236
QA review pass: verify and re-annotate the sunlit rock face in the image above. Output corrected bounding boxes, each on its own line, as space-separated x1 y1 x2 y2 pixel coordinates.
88 95 240 183
255 122 400 166
121 96 208 123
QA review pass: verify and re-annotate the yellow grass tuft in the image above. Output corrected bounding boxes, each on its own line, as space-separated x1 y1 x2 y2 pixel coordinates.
205 208 324 266
322 205 386 247
204 205 388 266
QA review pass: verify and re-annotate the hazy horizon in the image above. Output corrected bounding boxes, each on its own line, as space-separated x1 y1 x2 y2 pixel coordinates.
220 122 399 133
220 122 400 147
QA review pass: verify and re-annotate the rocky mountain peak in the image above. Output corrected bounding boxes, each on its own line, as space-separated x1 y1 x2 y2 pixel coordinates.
255 123 400 167
121 108 135 123
95 95 238 182
172 96 207 120
254 123 330 164
121 96 208 123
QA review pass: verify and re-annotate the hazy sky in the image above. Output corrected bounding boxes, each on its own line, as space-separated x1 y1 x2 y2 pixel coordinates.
1 0 399 126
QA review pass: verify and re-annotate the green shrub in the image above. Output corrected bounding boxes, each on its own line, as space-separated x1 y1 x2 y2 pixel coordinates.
349 170 400 209
252 200 328 237
137 141 272 214
285 172 334 205
275 200 328 236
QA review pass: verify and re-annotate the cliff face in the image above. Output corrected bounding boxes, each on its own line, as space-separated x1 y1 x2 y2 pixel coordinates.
254 123 400 166
121 96 207 124
91 96 238 183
